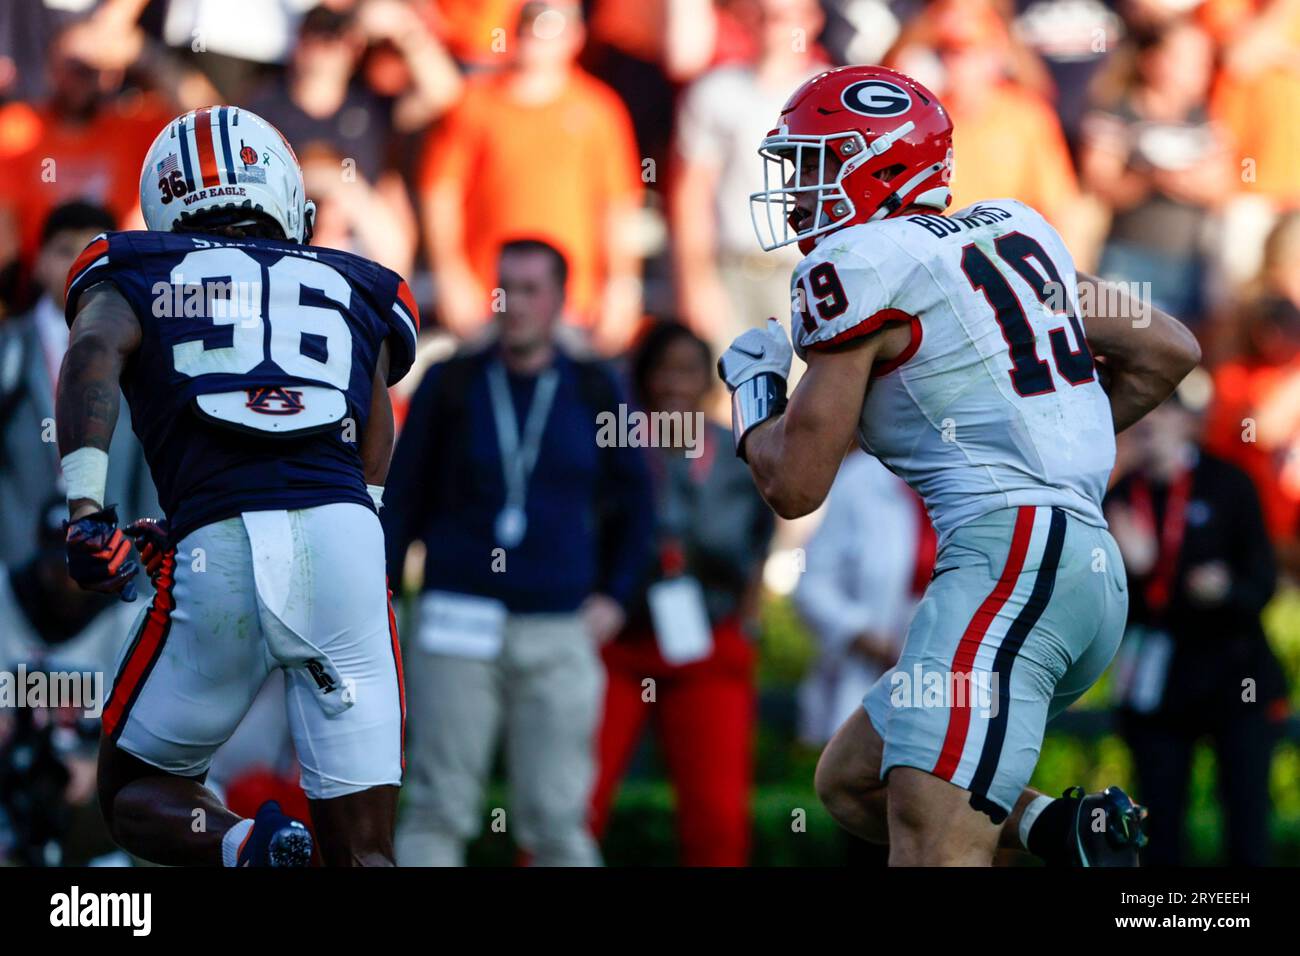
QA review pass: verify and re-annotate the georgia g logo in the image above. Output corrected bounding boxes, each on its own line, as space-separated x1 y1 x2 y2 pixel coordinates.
841 80 912 118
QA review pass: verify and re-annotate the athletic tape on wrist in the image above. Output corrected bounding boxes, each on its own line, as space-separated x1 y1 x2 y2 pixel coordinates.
62 447 110 510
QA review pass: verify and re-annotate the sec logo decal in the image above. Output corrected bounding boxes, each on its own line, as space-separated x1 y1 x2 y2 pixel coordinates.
841 80 912 118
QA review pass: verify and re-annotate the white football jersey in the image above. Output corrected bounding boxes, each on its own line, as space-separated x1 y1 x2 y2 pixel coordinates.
790 199 1116 545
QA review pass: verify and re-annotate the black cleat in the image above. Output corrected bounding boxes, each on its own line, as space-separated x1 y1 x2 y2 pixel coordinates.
1069 786 1148 867
268 819 314 868
237 800 314 867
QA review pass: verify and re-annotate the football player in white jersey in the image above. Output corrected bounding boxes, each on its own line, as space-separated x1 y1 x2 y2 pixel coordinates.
718 66 1201 866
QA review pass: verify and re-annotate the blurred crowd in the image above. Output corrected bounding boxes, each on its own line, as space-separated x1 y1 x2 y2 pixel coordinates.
0 0 1297 866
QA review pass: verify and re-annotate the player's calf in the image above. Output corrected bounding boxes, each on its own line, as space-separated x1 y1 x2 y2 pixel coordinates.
97 740 238 866
815 762 889 844
887 767 1001 866
308 786 399 867
814 709 890 843
98 740 316 867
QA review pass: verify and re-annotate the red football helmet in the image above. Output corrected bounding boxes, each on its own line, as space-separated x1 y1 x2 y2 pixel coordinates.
750 65 955 253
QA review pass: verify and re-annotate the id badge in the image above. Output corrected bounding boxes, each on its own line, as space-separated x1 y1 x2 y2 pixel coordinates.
1114 626 1173 713
417 590 507 660
648 576 713 666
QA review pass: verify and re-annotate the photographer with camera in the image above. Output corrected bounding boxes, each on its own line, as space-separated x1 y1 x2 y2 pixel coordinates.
0 498 135 866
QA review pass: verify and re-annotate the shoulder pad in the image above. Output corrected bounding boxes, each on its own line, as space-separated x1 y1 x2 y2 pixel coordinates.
64 233 116 326
382 274 420 386
792 229 911 356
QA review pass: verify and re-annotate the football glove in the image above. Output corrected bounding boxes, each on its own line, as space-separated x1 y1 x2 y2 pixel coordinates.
64 505 138 602
123 518 171 584
717 319 793 460
717 318 793 392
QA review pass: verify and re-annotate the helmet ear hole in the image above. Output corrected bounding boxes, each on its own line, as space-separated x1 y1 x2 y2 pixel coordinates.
872 164 908 183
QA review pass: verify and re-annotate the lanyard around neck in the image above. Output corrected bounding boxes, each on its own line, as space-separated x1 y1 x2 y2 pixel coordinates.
486 360 560 509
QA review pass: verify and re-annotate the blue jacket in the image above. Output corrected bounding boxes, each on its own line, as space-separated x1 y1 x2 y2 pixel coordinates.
383 345 656 613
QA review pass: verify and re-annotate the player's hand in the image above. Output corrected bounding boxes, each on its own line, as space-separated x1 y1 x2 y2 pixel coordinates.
123 518 172 584
64 506 138 602
717 318 793 392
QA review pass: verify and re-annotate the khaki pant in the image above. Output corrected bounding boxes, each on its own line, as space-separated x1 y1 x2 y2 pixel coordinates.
395 610 605 866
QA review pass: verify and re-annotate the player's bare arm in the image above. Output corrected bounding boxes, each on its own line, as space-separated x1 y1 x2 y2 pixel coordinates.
57 282 142 518
57 281 146 602
745 341 881 518
1076 270 1201 433
720 319 909 519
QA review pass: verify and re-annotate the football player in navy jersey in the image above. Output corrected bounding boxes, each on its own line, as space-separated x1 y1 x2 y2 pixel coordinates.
55 107 419 866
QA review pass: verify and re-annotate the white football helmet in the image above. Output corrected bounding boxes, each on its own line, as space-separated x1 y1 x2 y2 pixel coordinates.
139 106 316 243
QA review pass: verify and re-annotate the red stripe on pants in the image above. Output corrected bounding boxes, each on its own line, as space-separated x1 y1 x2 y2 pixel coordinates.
931 506 1035 780
387 590 406 772
102 551 177 739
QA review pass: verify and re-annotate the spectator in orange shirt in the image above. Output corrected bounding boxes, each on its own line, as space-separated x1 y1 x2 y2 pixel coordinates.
434 0 528 70
420 1 644 350
582 0 718 187
889 0 1080 229
0 19 174 288
1209 0 1300 210
1202 212 1300 574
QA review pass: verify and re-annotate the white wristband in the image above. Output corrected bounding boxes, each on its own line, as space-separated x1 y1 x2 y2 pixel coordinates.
367 484 385 510
62 447 110 510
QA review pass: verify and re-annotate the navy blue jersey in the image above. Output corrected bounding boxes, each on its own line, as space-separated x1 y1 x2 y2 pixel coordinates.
64 230 419 542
